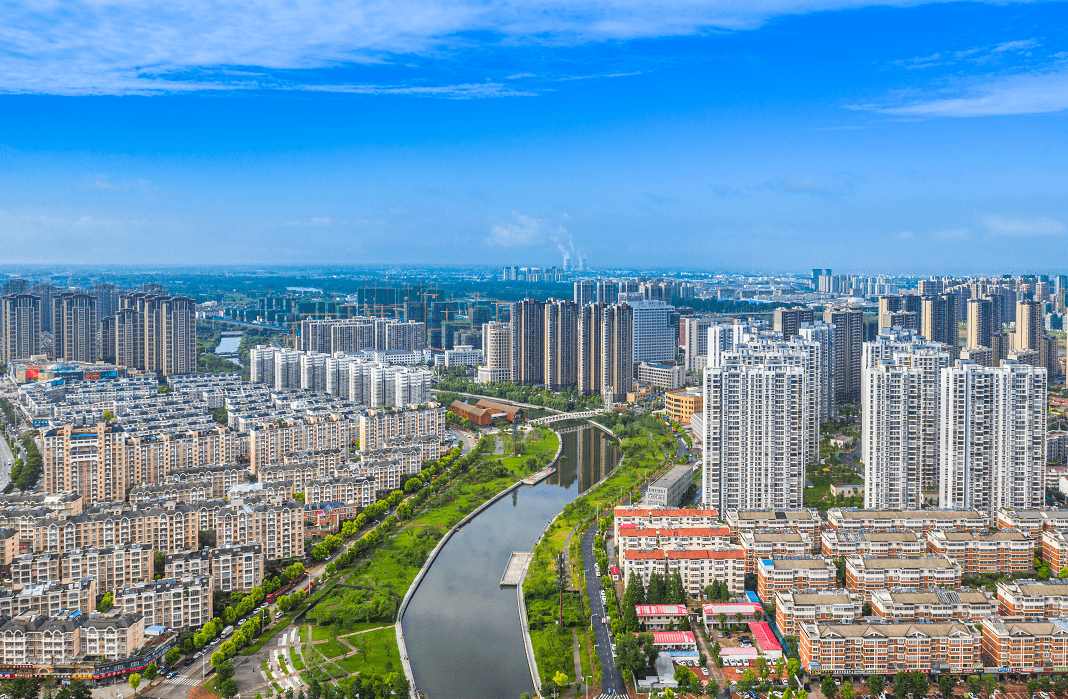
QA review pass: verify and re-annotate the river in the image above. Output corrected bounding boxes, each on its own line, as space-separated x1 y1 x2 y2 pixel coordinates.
402 424 620 699
215 335 242 366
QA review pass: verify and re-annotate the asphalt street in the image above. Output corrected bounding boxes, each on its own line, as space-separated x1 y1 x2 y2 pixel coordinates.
581 524 626 697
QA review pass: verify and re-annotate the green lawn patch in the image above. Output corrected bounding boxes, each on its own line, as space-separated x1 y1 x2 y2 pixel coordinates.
272 683 283 694
313 638 349 658
299 626 309 643
289 649 305 671
261 660 273 680
335 628 401 677
323 662 347 678
311 625 335 641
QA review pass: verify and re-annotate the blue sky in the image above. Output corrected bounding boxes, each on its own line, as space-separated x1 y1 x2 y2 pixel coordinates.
1 0 1066 274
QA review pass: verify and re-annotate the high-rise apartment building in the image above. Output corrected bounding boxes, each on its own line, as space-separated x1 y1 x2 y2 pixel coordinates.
862 330 951 510
622 293 676 364
596 280 620 305
478 321 512 383
939 360 1046 522
544 299 579 390
921 294 959 352
823 306 862 404
1 279 30 296
680 316 721 372
112 293 196 375
1 294 41 363
918 279 944 295
578 302 633 401
966 297 995 355
878 294 921 331
573 281 596 307
511 299 545 385
31 283 58 333
702 358 811 512
773 307 814 340
52 292 99 363
798 321 838 423
93 282 120 321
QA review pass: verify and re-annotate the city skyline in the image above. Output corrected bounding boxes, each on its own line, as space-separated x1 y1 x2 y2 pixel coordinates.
0 1 1065 270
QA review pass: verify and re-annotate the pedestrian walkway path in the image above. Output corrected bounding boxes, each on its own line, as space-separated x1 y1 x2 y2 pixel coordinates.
500 552 533 586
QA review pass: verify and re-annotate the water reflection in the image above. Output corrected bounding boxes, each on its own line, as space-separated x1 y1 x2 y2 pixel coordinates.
402 425 619 699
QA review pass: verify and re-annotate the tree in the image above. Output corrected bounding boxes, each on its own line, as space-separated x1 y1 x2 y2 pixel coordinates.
624 572 647 607
969 675 984 698
8 679 40 699
215 660 235 683
674 666 701 694
623 604 639 633
54 681 90 699
1028 679 1041 698
97 592 114 613
842 680 857 699
615 635 646 680
739 670 758 696
786 658 802 681
217 679 239 699
309 679 322 699
755 658 770 682
822 676 839 699
165 647 181 666
708 680 720 697
668 570 686 604
868 675 886 698
128 675 141 693
144 663 158 681
862 602 872 616
939 675 956 699
718 612 728 629
982 675 1000 699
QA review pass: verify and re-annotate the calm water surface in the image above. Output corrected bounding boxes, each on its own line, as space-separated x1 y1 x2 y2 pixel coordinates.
402 425 619 699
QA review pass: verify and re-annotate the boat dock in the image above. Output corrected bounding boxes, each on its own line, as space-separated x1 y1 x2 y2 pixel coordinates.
522 466 556 485
500 552 534 586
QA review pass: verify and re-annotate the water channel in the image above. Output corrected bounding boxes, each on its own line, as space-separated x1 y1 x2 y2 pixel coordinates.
402 424 621 699
214 334 242 366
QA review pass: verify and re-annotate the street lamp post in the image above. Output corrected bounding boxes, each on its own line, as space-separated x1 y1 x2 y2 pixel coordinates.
583 674 591 699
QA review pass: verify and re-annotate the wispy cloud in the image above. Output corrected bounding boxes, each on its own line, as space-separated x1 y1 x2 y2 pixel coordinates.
983 214 1065 236
854 65 1068 117
485 211 567 247
282 217 336 227
0 0 1040 96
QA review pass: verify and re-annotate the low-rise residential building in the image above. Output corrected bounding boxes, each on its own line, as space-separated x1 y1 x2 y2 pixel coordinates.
756 558 837 602
774 590 860 636
617 527 732 552
81 613 146 661
725 510 823 538
115 576 212 629
0 579 96 617
751 621 783 658
821 530 926 558
870 589 996 622
703 602 762 630
738 532 814 573
664 387 702 426
210 544 264 592
636 604 688 630
845 556 963 601
448 401 491 427
612 508 720 540
1043 530 1068 573
996 580 1068 618
643 464 695 509
800 621 982 676
997 509 1068 535
621 549 746 596
826 508 988 532
981 617 1068 672
647 630 698 652
9 545 153 590
927 530 1034 573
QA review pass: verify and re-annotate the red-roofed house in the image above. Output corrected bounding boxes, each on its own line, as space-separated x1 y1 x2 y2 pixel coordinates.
647 631 698 651
702 603 762 629
613 507 720 540
636 604 689 630
749 621 783 658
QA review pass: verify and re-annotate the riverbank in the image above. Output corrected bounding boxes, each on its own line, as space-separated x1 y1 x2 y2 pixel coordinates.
521 412 680 696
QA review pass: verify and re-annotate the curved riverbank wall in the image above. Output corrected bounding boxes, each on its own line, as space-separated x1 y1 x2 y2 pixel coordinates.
396 424 566 697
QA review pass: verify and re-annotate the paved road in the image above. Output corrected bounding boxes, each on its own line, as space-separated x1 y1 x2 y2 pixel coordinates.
580 525 626 697
0 432 13 490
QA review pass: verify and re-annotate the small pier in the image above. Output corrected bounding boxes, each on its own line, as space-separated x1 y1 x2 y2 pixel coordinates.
522 466 556 485
500 552 534 586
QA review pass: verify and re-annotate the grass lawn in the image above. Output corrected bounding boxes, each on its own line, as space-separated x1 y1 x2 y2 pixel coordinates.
341 628 402 677
311 626 335 641
289 649 305 671
338 622 391 636
577 629 592 681
313 638 349 658
300 626 309 643
324 662 347 678
272 683 283 694
277 655 288 672
261 660 273 680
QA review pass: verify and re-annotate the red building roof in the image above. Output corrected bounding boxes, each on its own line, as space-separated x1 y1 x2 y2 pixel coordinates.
649 631 697 645
749 622 782 652
635 604 688 617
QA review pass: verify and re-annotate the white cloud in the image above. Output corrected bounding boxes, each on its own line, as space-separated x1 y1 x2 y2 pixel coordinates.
485 211 566 247
0 0 1035 96
869 66 1068 117
983 214 1065 236
993 38 1039 53
898 230 914 240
